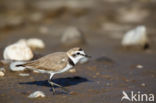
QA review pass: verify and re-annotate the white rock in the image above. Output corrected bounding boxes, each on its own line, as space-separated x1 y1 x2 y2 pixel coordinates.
141 83 146 87
61 27 85 46
69 68 76 73
136 64 143 69
33 70 40 73
26 38 45 49
0 71 5 77
28 91 45 98
10 61 26 71
3 41 33 61
121 25 148 47
19 73 30 77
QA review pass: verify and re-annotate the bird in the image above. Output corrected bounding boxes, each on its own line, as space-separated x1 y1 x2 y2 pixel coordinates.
12 47 90 94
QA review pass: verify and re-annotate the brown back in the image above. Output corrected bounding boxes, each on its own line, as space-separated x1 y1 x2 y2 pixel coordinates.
25 52 68 72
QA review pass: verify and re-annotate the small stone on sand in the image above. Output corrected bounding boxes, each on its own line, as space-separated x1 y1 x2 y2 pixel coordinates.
136 64 143 69
141 83 146 87
28 91 45 98
27 38 45 50
0 71 5 77
69 68 76 73
19 73 30 77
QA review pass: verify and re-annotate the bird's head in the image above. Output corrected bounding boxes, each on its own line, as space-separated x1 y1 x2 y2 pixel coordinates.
67 47 90 64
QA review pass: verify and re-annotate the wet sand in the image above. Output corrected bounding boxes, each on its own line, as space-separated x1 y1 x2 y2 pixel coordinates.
0 0 156 103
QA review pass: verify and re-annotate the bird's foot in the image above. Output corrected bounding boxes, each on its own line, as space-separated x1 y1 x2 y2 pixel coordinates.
48 80 69 94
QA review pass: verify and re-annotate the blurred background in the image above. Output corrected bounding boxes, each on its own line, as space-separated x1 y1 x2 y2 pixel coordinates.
0 0 156 103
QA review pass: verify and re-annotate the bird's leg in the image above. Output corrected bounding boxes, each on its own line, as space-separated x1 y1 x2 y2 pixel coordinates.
48 79 55 94
48 73 69 94
48 73 56 94
50 81 69 92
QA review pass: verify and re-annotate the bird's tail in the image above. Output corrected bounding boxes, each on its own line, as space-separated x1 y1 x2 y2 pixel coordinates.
10 61 27 71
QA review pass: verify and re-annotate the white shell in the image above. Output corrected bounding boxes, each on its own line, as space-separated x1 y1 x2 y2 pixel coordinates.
3 41 33 61
26 38 45 49
10 61 26 71
121 25 148 47
0 71 5 77
136 64 143 69
69 68 76 73
28 91 45 98
19 73 30 77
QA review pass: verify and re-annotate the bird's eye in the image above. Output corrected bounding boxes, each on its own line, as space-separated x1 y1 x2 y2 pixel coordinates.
77 52 80 55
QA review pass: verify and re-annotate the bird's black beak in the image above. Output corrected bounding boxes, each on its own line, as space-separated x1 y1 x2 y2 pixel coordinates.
81 54 91 58
85 55 91 58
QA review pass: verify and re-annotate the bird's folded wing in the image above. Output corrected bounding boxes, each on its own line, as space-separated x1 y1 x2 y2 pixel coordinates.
25 52 68 72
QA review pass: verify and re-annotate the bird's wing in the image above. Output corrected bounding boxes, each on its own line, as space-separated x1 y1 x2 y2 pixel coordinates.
25 52 68 72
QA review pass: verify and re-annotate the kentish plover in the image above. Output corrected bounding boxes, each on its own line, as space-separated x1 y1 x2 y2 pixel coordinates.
12 47 90 94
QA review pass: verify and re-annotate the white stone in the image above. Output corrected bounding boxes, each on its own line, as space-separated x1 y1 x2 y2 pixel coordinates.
28 91 45 98
0 71 5 77
3 40 33 61
19 73 30 77
121 25 148 47
136 64 143 69
10 61 26 71
141 83 146 87
26 38 45 49
69 68 76 73
61 26 85 46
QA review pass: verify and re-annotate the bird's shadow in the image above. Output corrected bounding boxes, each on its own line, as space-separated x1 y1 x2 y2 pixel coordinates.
19 76 89 87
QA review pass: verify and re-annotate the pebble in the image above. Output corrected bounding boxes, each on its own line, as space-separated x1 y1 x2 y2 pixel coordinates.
136 64 143 69
141 83 146 87
28 91 45 98
61 26 85 46
69 68 76 73
0 71 5 77
19 73 30 77
121 25 149 48
3 40 33 61
10 61 26 71
3 38 45 61
26 38 45 50
69 91 78 95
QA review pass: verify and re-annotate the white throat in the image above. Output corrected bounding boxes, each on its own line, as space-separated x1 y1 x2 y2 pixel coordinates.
67 53 79 65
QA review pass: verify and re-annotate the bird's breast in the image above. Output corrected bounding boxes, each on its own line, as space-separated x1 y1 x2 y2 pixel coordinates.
57 64 73 74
